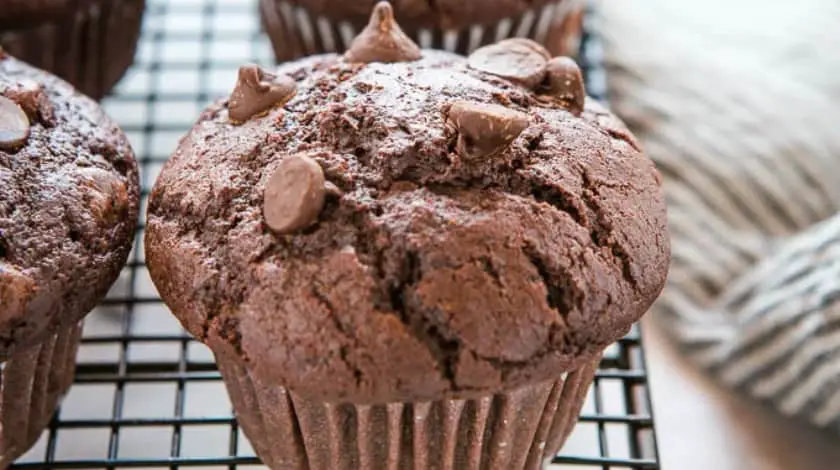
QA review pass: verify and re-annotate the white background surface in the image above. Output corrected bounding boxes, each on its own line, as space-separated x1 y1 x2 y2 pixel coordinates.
645 321 840 470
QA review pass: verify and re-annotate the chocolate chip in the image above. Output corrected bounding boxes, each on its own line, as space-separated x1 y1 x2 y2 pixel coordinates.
0 96 30 152
344 1 422 64
543 57 585 116
467 38 550 89
504 38 552 60
446 101 530 160
5 80 55 125
77 167 129 226
228 64 296 123
263 154 326 235
324 181 343 197
653 167 663 187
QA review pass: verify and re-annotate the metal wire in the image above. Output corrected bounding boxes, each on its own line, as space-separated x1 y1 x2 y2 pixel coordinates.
11 0 660 468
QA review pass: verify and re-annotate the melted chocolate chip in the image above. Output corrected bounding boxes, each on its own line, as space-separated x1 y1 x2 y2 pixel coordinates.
543 57 585 116
467 38 550 89
0 95 30 152
263 154 327 234
446 101 530 160
228 65 297 123
344 1 422 64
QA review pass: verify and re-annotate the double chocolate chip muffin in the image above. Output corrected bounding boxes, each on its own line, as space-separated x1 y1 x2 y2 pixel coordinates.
0 51 139 467
147 3 669 469
261 0 585 62
0 0 146 99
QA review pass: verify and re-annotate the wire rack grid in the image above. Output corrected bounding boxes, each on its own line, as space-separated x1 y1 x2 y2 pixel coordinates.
10 0 659 468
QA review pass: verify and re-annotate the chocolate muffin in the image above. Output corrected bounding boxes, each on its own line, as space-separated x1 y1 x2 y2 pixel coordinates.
0 0 146 100
0 52 139 467
261 0 585 62
146 4 668 469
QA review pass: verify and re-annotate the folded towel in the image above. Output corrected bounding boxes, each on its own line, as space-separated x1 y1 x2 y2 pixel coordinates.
600 0 840 431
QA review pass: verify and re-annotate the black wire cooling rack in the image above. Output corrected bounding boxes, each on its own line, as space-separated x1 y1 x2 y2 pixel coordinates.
12 0 659 468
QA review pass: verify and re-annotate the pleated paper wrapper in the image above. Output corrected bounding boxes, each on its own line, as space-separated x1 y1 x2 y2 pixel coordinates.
260 0 586 62
218 352 599 470
0 322 83 468
0 0 146 99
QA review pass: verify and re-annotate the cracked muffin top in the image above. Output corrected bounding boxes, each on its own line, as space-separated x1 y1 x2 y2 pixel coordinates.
0 52 140 357
145 3 669 404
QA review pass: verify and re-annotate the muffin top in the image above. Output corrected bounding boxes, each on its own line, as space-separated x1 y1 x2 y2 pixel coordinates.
282 0 559 30
146 3 669 404
0 51 140 358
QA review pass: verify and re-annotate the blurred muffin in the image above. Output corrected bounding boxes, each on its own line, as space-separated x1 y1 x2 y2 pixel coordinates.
0 52 139 466
0 0 146 100
260 0 585 62
146 4 668 469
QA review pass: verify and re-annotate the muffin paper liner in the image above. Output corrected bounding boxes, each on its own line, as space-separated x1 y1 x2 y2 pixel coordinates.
0 0 146 100
260 0 586 62
0 322 82 467
217 352 599 470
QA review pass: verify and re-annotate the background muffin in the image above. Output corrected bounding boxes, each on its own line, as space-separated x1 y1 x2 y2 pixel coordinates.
0 52 140 466
260 0 585 62
0 0 146 100
146 4 668 469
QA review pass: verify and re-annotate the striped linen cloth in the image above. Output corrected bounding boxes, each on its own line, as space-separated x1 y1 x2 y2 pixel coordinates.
598 0 840 431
